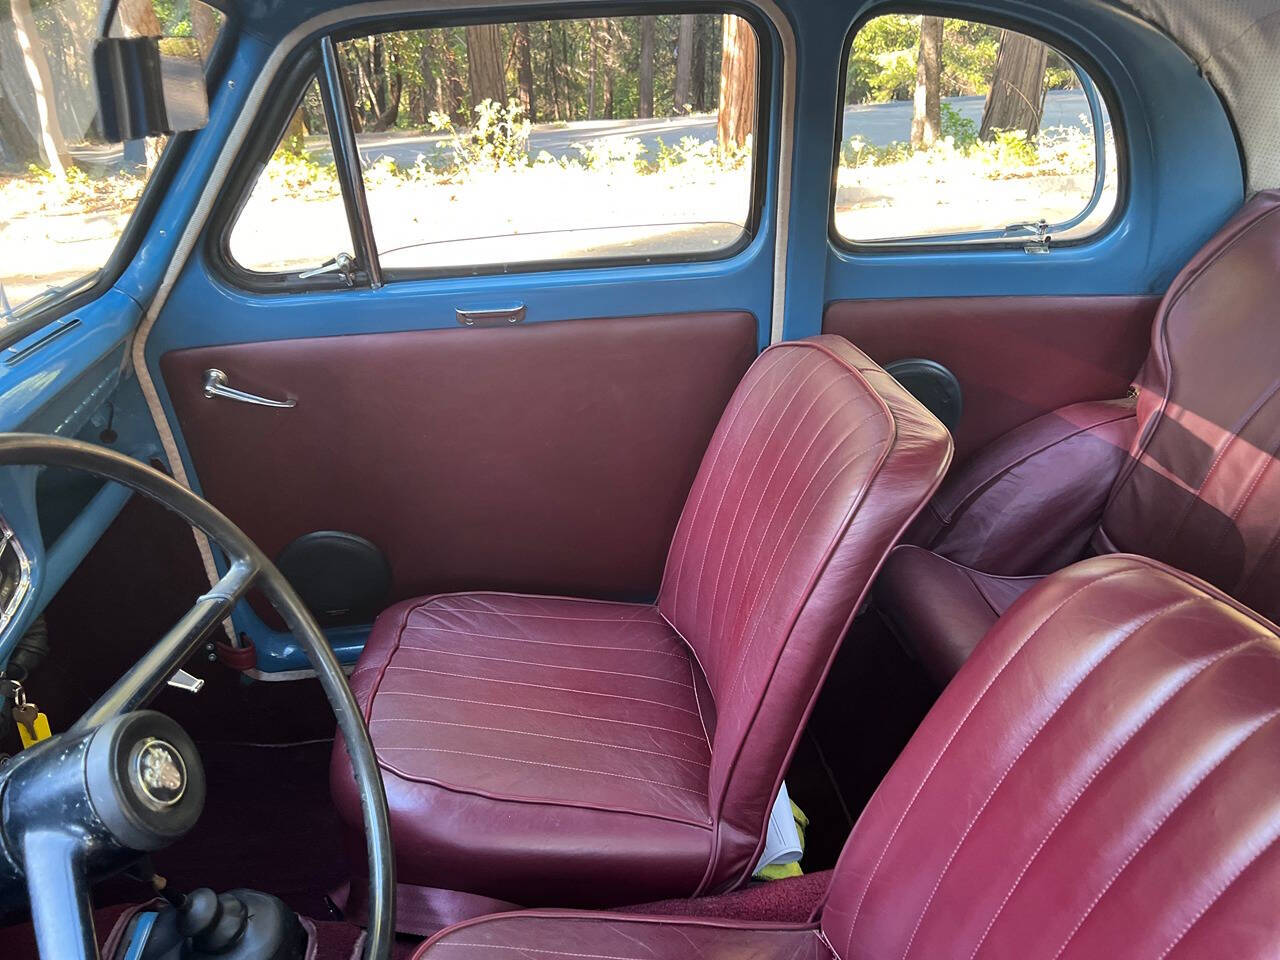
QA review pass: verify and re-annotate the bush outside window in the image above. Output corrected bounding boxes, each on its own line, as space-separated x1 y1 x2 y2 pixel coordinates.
0 0 223 325
228 13 761 279
834 14 1119 247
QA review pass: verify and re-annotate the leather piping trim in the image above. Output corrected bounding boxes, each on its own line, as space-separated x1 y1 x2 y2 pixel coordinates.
931 404 1137 526
675 339 953 894
1101 201 1280 544
360 590 715 830
414 908 824 960
127 0 796 615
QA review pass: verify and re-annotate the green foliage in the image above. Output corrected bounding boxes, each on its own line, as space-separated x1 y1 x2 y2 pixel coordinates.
940 102 978 147
940 19 999 96
987 128 1040 166
573 136 648 172
429 98 531 172
846 15 920 103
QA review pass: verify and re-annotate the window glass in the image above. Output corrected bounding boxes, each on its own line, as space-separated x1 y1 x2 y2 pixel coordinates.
338 14 758 274
834 14 1118 247
227 78 355 276
0 0 223 324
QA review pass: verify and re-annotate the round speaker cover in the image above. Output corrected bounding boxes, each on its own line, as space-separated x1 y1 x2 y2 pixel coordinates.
275 531 391 626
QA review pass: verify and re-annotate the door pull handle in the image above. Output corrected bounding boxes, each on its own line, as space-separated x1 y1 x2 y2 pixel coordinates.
202 369 297 409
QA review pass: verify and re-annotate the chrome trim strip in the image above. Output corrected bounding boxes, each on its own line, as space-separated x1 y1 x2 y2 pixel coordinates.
0 515 32 637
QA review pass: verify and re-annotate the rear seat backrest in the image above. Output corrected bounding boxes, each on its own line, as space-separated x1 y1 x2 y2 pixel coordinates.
658 335 952 888
1099 192 1280 621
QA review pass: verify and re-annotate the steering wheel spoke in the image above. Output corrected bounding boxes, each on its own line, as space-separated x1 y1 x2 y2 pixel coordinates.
23 831 97 960
74 556 259 732
0 434 393 960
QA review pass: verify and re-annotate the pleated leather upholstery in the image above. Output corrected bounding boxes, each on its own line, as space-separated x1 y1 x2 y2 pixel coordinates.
823 554 1280 960
413 554 1279 959
658 335 953 889
1101 191 1280 623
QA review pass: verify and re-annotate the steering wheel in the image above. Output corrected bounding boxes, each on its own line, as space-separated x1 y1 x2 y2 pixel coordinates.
0 434 393 960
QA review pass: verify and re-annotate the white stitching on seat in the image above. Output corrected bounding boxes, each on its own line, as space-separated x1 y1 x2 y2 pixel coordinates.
374 690 709 741
391 645 694 687
898 597 1199 960
1049 708 1280 960
377 745 708 796
1153 832 1280 960
721 439 892 708
686 355 828 632
399 623 688 658
381 666 702 715
700 372 860 644
707 398 881 650
666 348 800 613
369 716 711 765
418 607 669 626
837 567 1136 958
965 629 1257 959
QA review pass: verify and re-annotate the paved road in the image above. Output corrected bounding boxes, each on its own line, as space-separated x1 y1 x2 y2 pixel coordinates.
71 89 1095 171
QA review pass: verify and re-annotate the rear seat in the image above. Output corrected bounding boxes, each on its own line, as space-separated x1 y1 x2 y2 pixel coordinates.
875 190 1280 685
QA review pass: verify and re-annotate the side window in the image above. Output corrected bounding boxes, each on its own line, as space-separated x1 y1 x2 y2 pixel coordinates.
0 0 223 326
225 12 761 280
227 79 353 275
833 14 1118 248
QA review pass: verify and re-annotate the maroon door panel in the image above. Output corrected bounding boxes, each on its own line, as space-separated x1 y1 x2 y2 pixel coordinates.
823 296 1158 463
161 312 757 604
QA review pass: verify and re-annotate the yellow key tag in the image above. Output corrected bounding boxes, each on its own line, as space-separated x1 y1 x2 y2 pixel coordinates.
16 708 51 748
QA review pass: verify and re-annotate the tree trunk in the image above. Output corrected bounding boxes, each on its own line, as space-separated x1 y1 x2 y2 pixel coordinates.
10 0 71 177
418 43 435 120
191 1 220 61
465 23 505 110
637 17 656 119
910 16 943 150
282 108 307 155
515 22 535 122
717 14 755 152
673 14 695 113
0 85 39 167
979 30 1049 140
369 73 402 131
587 21 598 120
117 0 163 36
691 17 709 110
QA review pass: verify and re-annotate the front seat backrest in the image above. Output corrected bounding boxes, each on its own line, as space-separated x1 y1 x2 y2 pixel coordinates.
822 554 1280 960
1100 192 1280 621
658 335 952 889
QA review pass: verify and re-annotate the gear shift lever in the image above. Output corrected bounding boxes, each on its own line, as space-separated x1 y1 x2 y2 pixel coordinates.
137 887 306 960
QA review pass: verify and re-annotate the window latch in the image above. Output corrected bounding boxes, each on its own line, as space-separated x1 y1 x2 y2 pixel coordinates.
1005 219 1051 255
299 251 356 286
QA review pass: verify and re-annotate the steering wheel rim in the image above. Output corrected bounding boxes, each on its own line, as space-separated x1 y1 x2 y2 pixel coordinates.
0 433 394 960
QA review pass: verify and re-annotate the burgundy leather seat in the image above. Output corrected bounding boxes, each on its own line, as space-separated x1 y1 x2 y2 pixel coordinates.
332 335 952 928
412 554 1280 959
877 191 1280 685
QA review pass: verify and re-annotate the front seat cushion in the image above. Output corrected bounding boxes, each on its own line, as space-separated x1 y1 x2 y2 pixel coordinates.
335 592 717 911
874 545 1043 686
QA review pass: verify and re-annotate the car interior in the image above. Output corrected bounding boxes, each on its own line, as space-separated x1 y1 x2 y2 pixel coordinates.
0 0 1276 958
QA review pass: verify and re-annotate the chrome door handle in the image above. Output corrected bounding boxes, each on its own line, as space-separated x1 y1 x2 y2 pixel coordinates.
202 369 296 408
456 303 526 327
